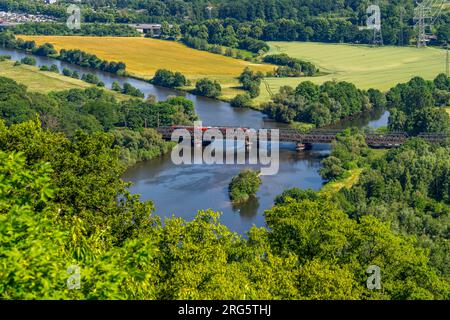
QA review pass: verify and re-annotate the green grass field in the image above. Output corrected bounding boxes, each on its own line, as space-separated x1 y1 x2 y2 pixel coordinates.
0 60 129 100
257 42 448 103
319 168 364 195
0 60 90 92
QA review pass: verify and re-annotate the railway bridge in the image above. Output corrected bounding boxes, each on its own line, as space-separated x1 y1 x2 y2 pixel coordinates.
156 126 448 150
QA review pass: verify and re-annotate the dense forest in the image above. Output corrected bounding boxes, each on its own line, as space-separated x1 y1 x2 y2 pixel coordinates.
10 22 141 37
263 74 450 130
263 80 380 127
1 114 449 299
319 129 450 288
0 76 196 164
387 75 450 134
2 0 449 45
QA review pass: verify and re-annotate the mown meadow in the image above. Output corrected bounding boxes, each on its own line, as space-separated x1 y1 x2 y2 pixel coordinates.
257 42 447 102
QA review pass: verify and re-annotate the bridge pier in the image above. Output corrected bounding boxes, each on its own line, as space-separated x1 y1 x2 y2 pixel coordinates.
245 136 252 150
191 139 212 147
296 143 312 152
193 137 203 147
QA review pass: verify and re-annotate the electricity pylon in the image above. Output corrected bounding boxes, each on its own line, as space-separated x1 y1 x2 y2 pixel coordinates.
414 0 446 47
372 0 384 45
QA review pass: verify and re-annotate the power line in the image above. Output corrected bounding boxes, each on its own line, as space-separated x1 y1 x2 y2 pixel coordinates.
399 8 405 46
414 0 446 48
369 0 383 46
446 42 449 76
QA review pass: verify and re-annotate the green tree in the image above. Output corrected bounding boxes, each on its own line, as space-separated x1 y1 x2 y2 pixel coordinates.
195 78 222 98
151 69 188 88
320 156 345 181
50 64 59 73
229 169 262 203
160 21 171 39
20 56 36 66
434 73 449 91
62 68 73 77
32 43 57 56
112 81 122 92
230 93 252 108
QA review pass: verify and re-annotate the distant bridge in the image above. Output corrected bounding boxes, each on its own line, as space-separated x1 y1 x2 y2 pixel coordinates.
156 126 449 150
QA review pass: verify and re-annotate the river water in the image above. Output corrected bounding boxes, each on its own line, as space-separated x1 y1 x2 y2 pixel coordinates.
0 47 389 233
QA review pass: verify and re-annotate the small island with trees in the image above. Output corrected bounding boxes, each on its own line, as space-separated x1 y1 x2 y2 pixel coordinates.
228 169 262 203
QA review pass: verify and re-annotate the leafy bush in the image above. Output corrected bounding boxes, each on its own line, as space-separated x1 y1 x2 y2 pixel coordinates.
32 43 57 56
238 67 263 98
231 93 252 108
229 169 262 203
150 69 188 88
195 78 222 98
122 83 144 98
264 54 318 77
62 68 73 77
20 56 36 66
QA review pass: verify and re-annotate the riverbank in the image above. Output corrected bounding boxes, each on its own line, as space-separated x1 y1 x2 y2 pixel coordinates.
0 59 134 101
0 59 89 91
319 148 387 195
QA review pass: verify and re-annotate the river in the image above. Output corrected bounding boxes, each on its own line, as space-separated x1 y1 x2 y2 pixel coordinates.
0 47 389 233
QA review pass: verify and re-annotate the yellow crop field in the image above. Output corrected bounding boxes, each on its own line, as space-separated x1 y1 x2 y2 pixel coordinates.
18 36 275 99
256 41 447 103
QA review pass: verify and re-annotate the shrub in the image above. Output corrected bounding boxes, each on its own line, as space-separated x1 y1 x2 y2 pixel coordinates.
231 93 252 108
151 69 188 88
195 78 222 98
20 56 36 66
229 169 262 203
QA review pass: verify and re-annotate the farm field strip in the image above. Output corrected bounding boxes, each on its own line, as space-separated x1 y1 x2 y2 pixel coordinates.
17 35 275 99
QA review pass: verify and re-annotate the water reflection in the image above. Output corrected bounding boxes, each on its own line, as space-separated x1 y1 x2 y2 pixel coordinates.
232 197 260 220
